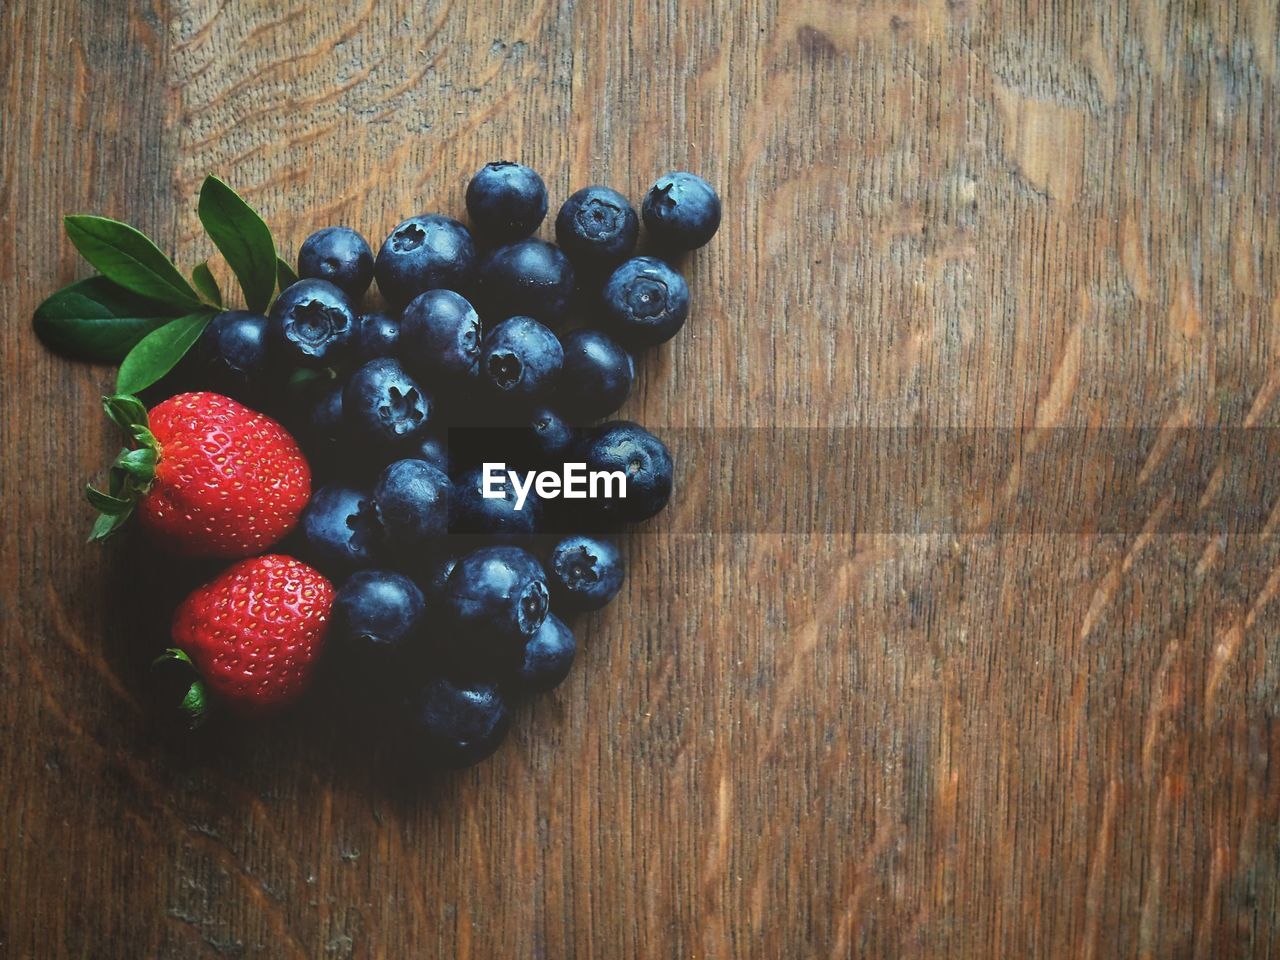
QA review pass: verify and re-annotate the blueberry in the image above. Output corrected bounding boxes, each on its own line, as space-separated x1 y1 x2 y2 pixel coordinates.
641 171 721 250
465 161 548 243
514 614 576 693
352 311 400 361
524 406 576 464
297 226 374 297
269 278 356 366
331 570 426 671
194 310 271 400
299 484 384 573
374 458 451 550
410 433 451 474
600 256 690 347
375 214 477 308
449 465 540 539
399 289 482 385
578 420 673 523
473 239 574 325
301 379 347 459
547 534 625 611
442 546 550 663
554 186 638 270
480 315 563 403
557 328 634 421
406 676 511 769
344 358 431 446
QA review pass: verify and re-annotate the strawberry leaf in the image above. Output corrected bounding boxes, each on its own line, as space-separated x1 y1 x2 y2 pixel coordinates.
198 175 276 313
63 216 202 309
32 277 184 363
115 311 215 395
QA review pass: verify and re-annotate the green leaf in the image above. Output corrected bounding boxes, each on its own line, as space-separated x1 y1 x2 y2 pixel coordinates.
198 176 276 312
102 394 149 433
85 485 133 515
191 261 222 306
115 311 215 395
89 511 130 542
276 256 299 289
32 277 183 363
63 216 202 309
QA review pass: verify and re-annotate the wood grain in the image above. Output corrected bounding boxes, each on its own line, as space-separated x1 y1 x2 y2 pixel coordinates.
3 0 1280 956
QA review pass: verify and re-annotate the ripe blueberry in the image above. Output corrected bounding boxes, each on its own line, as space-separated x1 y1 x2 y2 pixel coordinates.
473 239 574 325
352 311 400 361
269 278 356 367
331 569 426 671
297 226 374 297
343 358 431 446
600 256 690 348
547 534 625 612
480 315 563 403
375 214 476 308
442 546 550 666
557 328 634 421
406 676 511 769
514 614 576 694
374 458 451 550
578 420 673 523
300 483 384 573
449 465 540 539
465 161 548 243
524 406 576 464
399 289 483 385
554 186 638 270
641 171 721 250
195 310 271 401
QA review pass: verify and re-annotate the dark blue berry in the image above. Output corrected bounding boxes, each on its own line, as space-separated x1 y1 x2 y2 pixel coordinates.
547 534 625 611
641 171 721 250
331 569 426 670
352 311 400 361
514 614 576 693
406 676 511 769
410 433 451 474
449 465 540 539
465 161 548 243
473 239 574 325
299 484 384 573
557 328 634 421
578 420 673 523
399 289 482 385
375 214 476 308
442 546 550 665
343 358 431 446
524 406 576 464
195 310 271 401
600 257 690 347
374 458 451 550
297 226 374 298
554 186 638 270
269 278 356 367
300 379 347 458
480 315 563 403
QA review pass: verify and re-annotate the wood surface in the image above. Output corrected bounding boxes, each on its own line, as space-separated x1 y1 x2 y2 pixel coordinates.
3 0 1280 957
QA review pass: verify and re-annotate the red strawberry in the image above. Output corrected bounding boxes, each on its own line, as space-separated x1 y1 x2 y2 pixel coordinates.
167 554 334 718
87 392 311 558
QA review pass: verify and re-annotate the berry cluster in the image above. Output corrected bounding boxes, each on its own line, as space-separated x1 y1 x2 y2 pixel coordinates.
152 165 719 768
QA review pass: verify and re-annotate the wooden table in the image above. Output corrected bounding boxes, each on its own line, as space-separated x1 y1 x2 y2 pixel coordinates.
4 1 1278 957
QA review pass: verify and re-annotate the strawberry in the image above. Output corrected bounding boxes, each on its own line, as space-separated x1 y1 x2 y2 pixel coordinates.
165 554 335 719
87 392 311 558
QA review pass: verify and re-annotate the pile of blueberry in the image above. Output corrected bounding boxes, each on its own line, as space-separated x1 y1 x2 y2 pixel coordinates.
193 164 720 767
